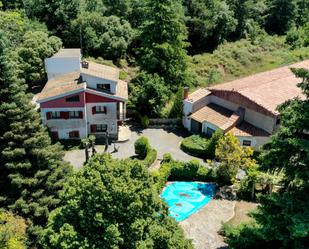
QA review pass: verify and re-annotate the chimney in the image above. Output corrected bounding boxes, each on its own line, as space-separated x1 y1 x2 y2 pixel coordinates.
183 87 189 100
81 61 89 69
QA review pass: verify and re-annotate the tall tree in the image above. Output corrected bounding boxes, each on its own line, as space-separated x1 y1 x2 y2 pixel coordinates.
0 32 72 243
136 0 191 89
225 68 309 248
42 154 193 249
185 0 237 53
265 0 297 34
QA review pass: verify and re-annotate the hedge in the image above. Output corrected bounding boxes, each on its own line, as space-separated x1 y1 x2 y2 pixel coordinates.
152 158 217 192
134 136 150 159
180 130 224 159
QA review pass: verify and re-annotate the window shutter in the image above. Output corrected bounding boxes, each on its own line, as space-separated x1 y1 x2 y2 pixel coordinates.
79 111 83 119
51 131 58 139
104 106 107 114
61 111 69 119
92 106 96 114
46 112 52 120
90 125 96 133
76 131 80 138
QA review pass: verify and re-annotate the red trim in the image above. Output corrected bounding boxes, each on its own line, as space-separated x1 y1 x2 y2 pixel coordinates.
40 92 85 108
90 125 96 133
86 92 118 103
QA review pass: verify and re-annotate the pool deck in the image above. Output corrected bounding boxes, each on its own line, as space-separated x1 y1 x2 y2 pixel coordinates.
180 199 235 249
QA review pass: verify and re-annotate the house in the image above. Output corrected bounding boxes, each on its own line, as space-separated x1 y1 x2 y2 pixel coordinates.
37 49 128 140
183 60 309 148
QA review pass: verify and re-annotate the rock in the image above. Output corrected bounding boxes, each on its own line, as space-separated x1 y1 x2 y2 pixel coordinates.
214 185 238 201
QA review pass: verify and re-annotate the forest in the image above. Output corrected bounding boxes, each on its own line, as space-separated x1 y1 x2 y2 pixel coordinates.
0 0 308 248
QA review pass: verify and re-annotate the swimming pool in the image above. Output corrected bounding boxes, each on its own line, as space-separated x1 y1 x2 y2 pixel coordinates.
161 182 216 222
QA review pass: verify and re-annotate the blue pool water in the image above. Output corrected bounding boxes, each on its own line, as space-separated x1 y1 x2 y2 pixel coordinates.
161 182 216 222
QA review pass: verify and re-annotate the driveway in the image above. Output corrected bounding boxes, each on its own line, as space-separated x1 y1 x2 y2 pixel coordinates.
64 127 204 169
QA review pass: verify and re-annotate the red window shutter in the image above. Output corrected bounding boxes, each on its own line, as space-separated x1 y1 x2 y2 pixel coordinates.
51 131 58 139
75 131 80 138
90 125 96 133
46 112 52 120
92 106 96 114
79 111 83 119
104 106 107 114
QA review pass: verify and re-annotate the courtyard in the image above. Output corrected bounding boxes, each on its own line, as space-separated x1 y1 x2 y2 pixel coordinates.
64 126 204 169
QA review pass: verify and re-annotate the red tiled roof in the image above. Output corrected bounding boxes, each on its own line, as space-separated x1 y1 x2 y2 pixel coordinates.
81 61 119 82
230 121 270 137
190 103 240 130
209 60 308 114
186 88 211 103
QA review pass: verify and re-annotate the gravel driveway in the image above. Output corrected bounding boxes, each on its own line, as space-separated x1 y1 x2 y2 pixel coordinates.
64 127 204 169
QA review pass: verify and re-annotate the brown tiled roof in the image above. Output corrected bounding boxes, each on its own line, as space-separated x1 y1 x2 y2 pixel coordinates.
81 61 119 82
231 121 270 137
187 88 211 103
209 60 308 114
190 103 240 130
116 80 128 99
37 72 86 101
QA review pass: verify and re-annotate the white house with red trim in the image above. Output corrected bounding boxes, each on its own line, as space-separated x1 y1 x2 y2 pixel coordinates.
37 49 128 140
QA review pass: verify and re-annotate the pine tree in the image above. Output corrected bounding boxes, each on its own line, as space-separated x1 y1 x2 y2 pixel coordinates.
0 31 73 243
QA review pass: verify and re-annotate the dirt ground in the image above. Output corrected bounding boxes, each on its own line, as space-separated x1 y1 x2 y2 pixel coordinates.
226 201 258 226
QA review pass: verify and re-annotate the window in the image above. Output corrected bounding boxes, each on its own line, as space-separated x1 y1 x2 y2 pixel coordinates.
66 95 80 102
242 140 252 146
69 130 80 138
206 127 215 136
96 124 107 132
92 106 107 114
69 111 83 119
91 124 107 132
52 111 61 119
97 84 111 92
276 118 281 125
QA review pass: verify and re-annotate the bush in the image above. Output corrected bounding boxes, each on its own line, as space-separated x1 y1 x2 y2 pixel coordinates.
181 130 223 159
141 115 150 128
162 153 173 163
134 136 150 159
144 149 157 167
180 135 209 158
152 163 171 191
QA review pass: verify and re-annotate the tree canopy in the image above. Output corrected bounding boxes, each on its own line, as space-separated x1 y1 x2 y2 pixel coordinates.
42 154 193 249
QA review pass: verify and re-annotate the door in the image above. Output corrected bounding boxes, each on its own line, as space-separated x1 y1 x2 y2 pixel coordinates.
191 119 202 133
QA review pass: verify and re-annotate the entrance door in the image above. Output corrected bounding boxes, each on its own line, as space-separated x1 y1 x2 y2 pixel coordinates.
191 119 202 133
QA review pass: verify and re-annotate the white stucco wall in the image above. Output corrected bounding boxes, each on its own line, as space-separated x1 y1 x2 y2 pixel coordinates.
236 136 270 149
86 102 118 135
41 107 87 139
45 57 81 80
183 100 193 129
81 73 117 93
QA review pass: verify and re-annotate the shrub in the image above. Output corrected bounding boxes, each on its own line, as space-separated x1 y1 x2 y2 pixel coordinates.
204 130 224 158
134 136 150 159
141 115 150 128
152 163 171 192
144 149 157 167
162 153 173 163
180 135 209 158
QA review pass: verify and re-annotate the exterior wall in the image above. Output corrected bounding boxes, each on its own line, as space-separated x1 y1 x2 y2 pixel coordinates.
41 107 87 139
244 109 275 134
85 92 118 103
40 92 85 108
45 57 81 80
202 121 219 134
82 73 117 94
86 102 118 135
237 136 270 149
192 96 211 113
210 95 275 134
182 100 193 130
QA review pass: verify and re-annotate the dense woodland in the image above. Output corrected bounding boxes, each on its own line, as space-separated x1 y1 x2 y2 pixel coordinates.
0 0 308 248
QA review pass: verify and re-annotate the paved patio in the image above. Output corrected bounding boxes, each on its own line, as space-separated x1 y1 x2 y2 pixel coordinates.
64 127 204 169
180 199 235 249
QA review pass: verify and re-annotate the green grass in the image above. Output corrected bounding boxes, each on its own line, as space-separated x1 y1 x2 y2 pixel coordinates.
189 35 309 88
